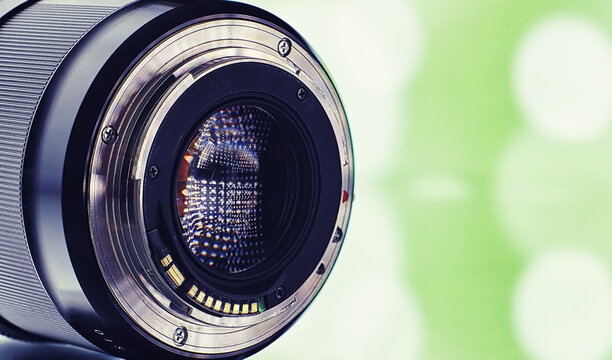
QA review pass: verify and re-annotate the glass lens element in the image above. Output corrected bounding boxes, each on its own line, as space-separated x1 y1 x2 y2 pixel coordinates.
176 105 274 274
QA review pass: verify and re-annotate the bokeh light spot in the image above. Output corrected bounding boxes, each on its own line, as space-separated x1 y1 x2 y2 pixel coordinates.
410 175 470 202
513 16 612 142
513 249 612 360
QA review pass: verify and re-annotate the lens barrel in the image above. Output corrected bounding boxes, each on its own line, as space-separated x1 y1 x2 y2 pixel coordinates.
0 0 353 359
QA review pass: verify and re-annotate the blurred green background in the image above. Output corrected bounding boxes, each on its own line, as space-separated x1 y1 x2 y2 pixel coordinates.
248 1 612 360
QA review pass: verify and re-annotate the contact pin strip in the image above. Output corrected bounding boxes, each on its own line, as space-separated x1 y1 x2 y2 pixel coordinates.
184 281 260 316
160 254 261 316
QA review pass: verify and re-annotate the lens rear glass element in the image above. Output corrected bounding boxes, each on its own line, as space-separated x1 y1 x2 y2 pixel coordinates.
177 105 282 274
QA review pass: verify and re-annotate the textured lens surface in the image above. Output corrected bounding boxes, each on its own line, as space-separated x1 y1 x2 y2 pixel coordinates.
177 105 273 274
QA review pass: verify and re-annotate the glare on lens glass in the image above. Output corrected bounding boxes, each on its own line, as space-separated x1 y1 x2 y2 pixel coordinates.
176 105 274 273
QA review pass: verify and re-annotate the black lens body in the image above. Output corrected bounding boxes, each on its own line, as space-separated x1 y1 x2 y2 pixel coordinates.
0 1 353 359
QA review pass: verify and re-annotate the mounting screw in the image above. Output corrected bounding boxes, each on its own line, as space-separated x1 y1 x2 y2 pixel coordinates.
277 38 292 57
297 87 307 101
101 126 117 144
173 327 188 346
275 286 286 300
148 165 159 179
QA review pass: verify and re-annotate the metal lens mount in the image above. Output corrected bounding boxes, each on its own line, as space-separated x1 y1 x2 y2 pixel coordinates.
88 17 353 357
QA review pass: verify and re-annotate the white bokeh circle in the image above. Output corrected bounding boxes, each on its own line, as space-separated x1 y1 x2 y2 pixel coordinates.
513 249 612 360
513 16 612 142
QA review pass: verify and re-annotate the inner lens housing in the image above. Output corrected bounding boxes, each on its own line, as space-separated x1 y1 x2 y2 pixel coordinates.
141 61 334 305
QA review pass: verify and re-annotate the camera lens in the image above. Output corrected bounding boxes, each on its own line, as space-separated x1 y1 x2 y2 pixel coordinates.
0 1 353 359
